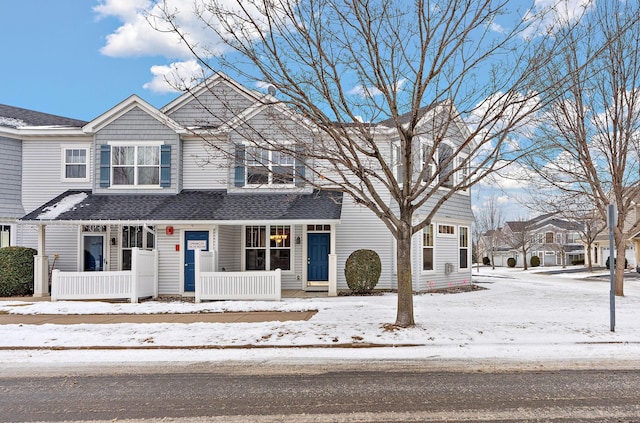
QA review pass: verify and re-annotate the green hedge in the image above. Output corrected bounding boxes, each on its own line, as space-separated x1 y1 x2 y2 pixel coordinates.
530 255 540 267
0 247 37 297
507 257 516 268
344 249 381 294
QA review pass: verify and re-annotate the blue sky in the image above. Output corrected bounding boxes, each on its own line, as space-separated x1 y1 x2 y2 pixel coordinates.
0 1 178 121
0 0 592 221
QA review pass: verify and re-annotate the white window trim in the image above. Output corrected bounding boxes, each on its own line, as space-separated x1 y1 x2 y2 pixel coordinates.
437 224 456 238
422 223 436 274
458 225 470 270
60 145 90 182
456 153 470 196
244 144 296 188
420 140 437 186
108 142 163 187
241 224 294 273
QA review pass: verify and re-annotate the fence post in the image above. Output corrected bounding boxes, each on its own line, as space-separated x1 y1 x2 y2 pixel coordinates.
131 247 139 303
153 249 159 299
194 249 201 303
274 268 282 301
51 269 60 301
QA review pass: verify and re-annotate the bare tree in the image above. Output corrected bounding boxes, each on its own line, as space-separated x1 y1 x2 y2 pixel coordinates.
503 217 536 270
527 0 640 295
475 195 505 270
149 0 578 326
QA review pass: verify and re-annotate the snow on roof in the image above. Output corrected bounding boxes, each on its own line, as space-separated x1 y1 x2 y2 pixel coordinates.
36 192 88 220
0 116 27 128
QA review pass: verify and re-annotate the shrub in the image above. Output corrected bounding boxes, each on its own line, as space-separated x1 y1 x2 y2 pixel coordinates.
344 249 381 294
0 246 37 297
605 256 628 269
572 259 585 265
507 257 516 268
530 255 540 267
482 256 491 265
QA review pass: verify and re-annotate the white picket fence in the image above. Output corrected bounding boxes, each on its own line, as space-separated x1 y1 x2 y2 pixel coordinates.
194 250 281 301
51 248 158 303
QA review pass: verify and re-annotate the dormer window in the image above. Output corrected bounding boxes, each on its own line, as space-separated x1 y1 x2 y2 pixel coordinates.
234 143 304 188
245 146 294 186
112 146 160 186
100 142 170 188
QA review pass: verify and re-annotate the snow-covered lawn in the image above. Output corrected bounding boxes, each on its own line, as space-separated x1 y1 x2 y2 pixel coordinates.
1 266 639 366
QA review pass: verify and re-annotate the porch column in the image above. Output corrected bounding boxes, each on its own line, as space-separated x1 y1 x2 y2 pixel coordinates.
33 224 49 297
328 254 337 296
328 223 338 296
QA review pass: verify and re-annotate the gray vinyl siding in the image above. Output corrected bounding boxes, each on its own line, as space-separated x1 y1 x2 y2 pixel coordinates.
21 139 93 213
167 84 255 128
0 136 24 218
93 107 181 194
281 225 304 290
157 226 182 294
335 194 396 290
227 108 315 192
217 225 241 272
182 138 228 189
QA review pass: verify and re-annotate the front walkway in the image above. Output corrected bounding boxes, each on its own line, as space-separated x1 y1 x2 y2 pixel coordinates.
0 310 317 325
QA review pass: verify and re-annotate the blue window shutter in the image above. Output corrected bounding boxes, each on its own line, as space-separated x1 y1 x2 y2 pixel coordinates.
234 144 245 187
295 144 305 187
99 145 111 187
160 145 171 187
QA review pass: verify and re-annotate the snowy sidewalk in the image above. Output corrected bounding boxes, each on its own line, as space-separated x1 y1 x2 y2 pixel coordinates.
0 266 639 365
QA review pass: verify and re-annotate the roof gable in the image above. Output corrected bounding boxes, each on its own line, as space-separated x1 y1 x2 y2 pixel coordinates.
83 95 185 134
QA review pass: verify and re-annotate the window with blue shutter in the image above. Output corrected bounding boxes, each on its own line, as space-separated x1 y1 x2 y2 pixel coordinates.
295 144 305 187
234 144 246 187
160 144 171 187
99 145 111 187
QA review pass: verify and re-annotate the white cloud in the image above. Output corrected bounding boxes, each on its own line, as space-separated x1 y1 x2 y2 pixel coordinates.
142 60 205 93
489 22 505 33
94 0 151 22
522 0 594 38
349 79 407 98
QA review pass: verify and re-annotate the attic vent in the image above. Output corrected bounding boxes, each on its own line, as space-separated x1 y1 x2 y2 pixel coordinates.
267 85 276 96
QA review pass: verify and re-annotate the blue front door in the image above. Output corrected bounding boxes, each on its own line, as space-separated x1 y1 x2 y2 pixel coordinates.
307 233 330 282
184 231 209 292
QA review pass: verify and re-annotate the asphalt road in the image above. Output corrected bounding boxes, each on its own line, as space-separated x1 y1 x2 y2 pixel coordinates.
1 361 639 422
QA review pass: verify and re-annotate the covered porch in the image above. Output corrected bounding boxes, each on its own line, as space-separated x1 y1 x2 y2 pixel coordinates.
22 189 343 302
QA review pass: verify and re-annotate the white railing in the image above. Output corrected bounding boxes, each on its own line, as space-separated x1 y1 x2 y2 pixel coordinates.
51 248 158 303
194 250 281 302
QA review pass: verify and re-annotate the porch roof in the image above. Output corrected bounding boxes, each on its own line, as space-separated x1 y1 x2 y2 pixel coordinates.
21 189 343 224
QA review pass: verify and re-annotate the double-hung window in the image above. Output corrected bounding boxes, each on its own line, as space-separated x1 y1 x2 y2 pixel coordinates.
245 225 292 270
438 143 454 188
422 224 435 271
459 226 469 270
246 146 294 186
421 142 435 184
112 145 160 186
62 147 88 181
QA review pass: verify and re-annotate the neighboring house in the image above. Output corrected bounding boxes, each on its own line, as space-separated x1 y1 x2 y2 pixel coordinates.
0 105 87 249
2 73 474 301
588 198 640 269
485 213 585 267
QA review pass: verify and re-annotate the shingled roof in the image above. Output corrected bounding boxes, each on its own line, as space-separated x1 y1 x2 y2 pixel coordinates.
21 190 343 223
0 104 87 128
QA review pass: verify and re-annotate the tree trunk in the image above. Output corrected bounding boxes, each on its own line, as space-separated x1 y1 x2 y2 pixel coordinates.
614 241 626 296
395 226 415 327
586 242 593 272
521 248 528 270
